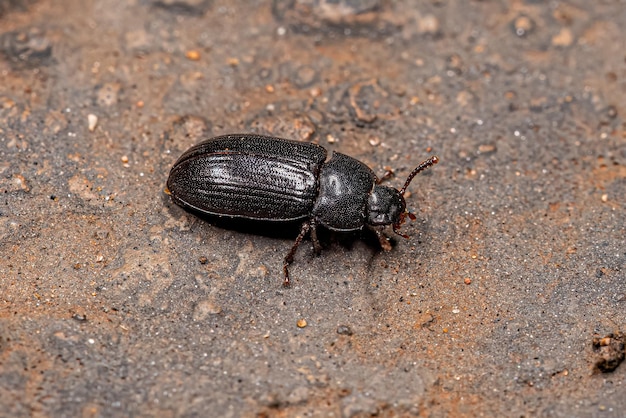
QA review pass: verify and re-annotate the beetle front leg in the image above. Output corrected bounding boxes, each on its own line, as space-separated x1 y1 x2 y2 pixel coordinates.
368 226 393 252
283 221 312 287
376 168 395 184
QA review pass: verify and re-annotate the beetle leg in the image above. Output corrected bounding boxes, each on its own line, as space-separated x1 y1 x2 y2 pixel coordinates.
368 226 393 252
283 221 312 287
310 220 322 256
376 167 395 184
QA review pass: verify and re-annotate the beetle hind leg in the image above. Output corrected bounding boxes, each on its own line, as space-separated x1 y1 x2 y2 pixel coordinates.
283 221 312 287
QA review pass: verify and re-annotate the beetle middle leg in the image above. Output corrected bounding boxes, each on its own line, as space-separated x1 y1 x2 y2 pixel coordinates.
283 220 313 287
310 220 322 255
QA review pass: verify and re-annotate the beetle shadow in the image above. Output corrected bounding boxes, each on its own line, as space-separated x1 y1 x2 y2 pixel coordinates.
162 199 302 240
161 190 399 250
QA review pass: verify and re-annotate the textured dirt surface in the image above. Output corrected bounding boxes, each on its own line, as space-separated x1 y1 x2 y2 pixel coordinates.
1 0 625 416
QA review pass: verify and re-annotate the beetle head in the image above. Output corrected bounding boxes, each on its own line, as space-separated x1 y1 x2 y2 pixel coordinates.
371 155 439 238
367 185 406 228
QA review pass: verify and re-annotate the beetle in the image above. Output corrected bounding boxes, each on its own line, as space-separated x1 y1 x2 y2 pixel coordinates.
166 134 438 286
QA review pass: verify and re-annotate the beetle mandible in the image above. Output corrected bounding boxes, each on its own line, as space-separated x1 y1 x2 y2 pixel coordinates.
166 134 438 287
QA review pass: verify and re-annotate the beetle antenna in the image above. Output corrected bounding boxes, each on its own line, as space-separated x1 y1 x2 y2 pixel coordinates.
399 156 439 196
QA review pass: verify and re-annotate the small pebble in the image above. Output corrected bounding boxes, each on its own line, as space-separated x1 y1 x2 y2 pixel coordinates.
464 277 472 285
337 325 353 336
192 299 222 321
87 114 98 132
601 194 608 202
417 14 440 34
72 313 87 322
297 319 307 328
309 87 322 97
121 155 129 164
185 50 201 61
513 15 534 37
11 174 30 192
552 28 573 47
478 144 496 154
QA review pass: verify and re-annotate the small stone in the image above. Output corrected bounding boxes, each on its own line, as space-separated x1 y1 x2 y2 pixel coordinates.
478 144 496 154
601 194 608 202
297 319 307 328
1 97 16 109
153 0 211 15
512 15 535 37
193 299 222 321
417 14 440 35
185 50 201 61
464 277 472 285
552 28 573 47
87 114 98 132
11 174 30 192
309 87 322 97
71 313 87 322
416 313 434 328
337 325 353 336
287 386 309 405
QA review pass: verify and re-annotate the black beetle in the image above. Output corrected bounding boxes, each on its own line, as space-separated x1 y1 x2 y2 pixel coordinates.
166 134 438 286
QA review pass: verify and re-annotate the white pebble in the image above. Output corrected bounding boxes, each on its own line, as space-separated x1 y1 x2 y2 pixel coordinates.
88 114 98 132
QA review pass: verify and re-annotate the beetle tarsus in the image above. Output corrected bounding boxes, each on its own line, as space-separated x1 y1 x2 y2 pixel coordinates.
282 221 312 287
282 266 291 287
392 224 410 239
